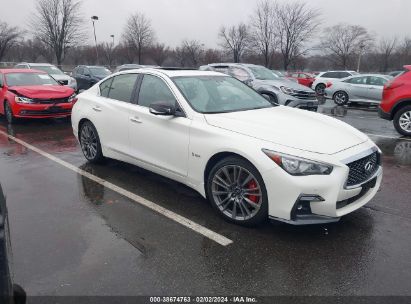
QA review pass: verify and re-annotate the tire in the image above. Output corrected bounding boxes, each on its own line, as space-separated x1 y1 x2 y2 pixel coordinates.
79 121 105 163
206 156 268 226
333 91 349 106
315 83 326 95
393 105 411 137
4 102 16 124
261 92 278 105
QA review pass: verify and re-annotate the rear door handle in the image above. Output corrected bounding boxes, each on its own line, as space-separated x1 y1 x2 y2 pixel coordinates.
130 116 142 123
92 106 102 112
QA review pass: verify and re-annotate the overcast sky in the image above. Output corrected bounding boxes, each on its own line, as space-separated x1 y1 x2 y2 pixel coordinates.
1 0 410 47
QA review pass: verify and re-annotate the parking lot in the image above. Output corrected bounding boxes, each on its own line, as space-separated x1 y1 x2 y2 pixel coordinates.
0 102 410 297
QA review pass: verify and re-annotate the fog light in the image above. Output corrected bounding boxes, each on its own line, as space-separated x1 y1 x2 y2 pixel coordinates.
291 195 324 220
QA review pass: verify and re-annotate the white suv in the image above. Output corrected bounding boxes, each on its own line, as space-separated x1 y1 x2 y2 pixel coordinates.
312 71 359 95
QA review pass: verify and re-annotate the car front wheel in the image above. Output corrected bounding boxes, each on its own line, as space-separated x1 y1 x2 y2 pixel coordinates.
79 121 105 163
206 156 268 226
394 105 411 136
4 102 16 124
315 84 326 95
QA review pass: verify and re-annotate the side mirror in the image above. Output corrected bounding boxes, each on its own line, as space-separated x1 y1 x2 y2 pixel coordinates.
149 101 176 116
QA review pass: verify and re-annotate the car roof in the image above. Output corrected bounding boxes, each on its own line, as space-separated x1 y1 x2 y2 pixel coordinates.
17 62 54 66
0 69 47 74
120 68 225 78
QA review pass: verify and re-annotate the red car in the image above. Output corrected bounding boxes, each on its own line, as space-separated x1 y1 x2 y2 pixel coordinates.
379 65 411 136
287 72 316 88
0 69 76 124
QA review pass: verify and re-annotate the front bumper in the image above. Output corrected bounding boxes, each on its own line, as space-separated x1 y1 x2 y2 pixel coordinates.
262 142 383 224
278 93 319 111
12 102 74 119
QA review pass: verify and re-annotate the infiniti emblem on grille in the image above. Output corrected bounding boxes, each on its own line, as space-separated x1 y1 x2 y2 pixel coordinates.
364 161 374 172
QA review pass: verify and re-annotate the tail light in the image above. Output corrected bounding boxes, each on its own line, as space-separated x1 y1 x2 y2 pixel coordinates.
326 82 332 88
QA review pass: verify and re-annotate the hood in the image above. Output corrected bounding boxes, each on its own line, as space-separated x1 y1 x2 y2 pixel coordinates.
204 106 368 155
255 79 313 91
9 85 74 99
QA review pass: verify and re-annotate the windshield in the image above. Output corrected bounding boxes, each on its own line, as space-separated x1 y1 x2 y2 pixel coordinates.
33 65 64 75
89 67 111 77
248 66 279 80
173 76 274 114
5 72 59 86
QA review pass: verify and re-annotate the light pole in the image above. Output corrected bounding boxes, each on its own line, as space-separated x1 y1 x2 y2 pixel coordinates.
357 43 366 73
110 34 115 46
91 16 99 63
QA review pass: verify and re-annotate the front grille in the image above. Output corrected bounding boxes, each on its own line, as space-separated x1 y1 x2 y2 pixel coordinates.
59 80 69 85
346 151 380 187
291 90 317 100
20 109 71 116
337 177 377 209
32 97 70 104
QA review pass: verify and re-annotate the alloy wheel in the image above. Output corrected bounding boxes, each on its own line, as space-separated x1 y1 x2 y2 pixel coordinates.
399 111 411 132
211 165 262 221
80 124 98 160
334 92 347 105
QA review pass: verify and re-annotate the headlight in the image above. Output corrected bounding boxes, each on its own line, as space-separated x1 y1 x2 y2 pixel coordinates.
262 149 333 176
15 96 34 104
280 86 294 95
68 93 77 103
70 77 77 85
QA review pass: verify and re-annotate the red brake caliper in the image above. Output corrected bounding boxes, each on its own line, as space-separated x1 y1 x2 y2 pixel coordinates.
247 180 258 204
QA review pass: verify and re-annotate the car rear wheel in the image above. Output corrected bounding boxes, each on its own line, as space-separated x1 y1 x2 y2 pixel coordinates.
394 105 411 137
4 102 16 124
79 121 105 163
333 91 349 106
206 156 268 226
315 83 326 95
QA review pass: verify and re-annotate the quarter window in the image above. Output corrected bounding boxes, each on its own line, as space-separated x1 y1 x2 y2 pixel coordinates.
107 74 138 102
138 75 176 108
228 67 251 82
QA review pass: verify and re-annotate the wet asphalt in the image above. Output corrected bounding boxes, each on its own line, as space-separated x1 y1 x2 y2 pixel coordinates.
0 100 410 297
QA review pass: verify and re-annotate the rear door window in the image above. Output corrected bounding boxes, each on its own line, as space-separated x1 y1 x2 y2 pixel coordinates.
99 77 114 97
107 74 139 103
346 76 368 85
322 72 339 78
367 76 387 86
228 67 251 82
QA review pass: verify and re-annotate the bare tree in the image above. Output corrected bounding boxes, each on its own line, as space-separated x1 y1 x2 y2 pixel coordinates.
100 42 116 67
0 22 23 61
320 23 373 69
249 0 276 67
123 12 154 64
274 1 320 70
149 43 170 66
182 40 204 67
218 23 249 63
376 37 397 72
31 0 85 65
203 48 223 64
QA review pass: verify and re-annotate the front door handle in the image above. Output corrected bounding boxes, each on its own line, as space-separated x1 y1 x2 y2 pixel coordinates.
92 106 102 112
130 116 142 124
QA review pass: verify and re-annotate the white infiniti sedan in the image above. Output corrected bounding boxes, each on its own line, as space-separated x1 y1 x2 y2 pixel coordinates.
72 69 383 226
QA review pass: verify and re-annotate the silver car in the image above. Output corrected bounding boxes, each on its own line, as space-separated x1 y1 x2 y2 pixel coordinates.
200 63 318 111
324 74 392 105
14 62 77 91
